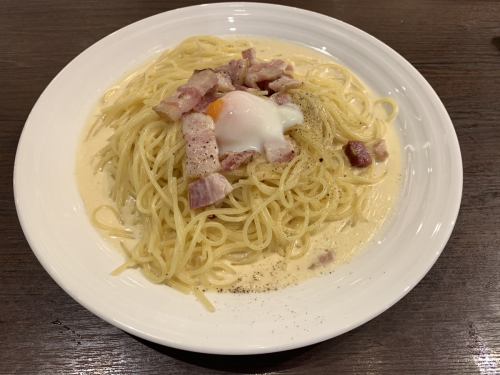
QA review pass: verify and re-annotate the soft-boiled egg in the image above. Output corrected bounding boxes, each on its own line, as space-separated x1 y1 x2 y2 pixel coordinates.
206 90 303 154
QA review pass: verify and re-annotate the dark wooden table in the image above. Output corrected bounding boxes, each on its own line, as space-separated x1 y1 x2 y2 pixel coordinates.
2 1 499 373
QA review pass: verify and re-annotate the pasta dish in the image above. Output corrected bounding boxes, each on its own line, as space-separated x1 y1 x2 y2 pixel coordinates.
77 36 400 311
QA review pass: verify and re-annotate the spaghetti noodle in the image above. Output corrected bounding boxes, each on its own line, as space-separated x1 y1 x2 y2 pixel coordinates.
80 36 399 310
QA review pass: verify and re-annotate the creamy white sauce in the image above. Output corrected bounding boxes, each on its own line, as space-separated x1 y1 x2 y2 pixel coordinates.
77 37 401 293
213 90 303 154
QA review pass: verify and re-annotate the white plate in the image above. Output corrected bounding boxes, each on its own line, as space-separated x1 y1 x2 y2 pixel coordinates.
14 3 462 354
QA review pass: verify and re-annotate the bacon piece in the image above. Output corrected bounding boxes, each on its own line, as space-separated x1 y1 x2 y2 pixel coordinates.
215 50 295 92
264 136 297 163
242 48 257 65
308 250 335 270
229 59 249 85
188 173 233 209
190 72 234 112
153 88 201 121
154 69 218 121
220 150 258 171
270 92 292 105
344 141 372 167
245 59 289 88
373 139 389 162
215 71 235 92
216 59 249 86
184 69 219 95
182 113 220 177
268 76 302 92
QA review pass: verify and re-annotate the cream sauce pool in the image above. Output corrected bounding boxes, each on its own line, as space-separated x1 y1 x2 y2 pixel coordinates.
76 37 402 293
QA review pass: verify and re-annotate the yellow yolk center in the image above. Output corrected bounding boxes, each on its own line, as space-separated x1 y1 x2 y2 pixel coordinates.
207 99 224 121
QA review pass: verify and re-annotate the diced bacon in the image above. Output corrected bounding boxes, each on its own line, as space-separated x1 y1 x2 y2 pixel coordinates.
242 48 257 65
373 139 389 162
230 60 249 85
344 141 372 168
216 59 249 86
154 70 218 121
153 88 201 121
188 173 233 209
187 71 234 113
245 59 289 88
270 92 292 105
308 250 335 270
220 150 258 171
264 136 297 163
215 71 235 92
182 113 220 177
184 69 219 96
268 76 302 92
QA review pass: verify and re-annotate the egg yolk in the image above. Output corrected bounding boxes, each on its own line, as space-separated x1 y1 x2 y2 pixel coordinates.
207 99 224 121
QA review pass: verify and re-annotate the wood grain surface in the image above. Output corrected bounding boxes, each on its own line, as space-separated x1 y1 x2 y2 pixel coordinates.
1 0 499 374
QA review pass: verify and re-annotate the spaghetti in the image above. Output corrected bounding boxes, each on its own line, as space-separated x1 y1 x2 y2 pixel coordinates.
81 36 399 310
